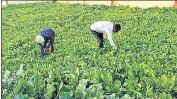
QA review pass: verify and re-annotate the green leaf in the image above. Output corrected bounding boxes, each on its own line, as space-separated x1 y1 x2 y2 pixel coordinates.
64 92 71 99
14 94 27 99
159 93 172 99
26 82 35 97
75 79 88 96
121 94 131 99
6 93 13 99
47 83 56 98
14 79 25 93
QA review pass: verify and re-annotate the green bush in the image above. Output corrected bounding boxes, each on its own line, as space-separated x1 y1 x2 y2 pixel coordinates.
2 2 177 99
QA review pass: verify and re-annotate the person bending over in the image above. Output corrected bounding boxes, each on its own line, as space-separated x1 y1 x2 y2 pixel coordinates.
35 28 55 58
90 21 121 49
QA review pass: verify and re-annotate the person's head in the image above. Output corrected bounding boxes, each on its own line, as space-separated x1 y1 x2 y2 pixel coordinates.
35 36 45 44
113 24 121 33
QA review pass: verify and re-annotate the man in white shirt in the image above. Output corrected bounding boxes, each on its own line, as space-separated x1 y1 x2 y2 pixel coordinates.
90 21 121 48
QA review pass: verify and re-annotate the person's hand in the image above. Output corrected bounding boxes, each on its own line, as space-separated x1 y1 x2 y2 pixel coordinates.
44 48 49 54
112 45 117 49
103 34 107 42
103 37 107 42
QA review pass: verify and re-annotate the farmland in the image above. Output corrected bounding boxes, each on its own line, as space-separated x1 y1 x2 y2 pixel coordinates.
2 2 177 99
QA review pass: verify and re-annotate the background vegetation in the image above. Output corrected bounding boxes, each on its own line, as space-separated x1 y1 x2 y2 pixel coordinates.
2 2 177 99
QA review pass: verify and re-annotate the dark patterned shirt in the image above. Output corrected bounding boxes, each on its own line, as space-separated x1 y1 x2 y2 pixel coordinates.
40 28 55 43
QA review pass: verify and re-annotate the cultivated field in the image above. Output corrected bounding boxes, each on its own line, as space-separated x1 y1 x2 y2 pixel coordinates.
2 2 177 99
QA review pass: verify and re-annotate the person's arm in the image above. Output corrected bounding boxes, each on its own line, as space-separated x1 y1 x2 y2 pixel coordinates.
106 31 117 49
39 44 45 58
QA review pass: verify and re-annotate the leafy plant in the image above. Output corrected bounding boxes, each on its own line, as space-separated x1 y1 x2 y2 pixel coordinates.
2 2 177 98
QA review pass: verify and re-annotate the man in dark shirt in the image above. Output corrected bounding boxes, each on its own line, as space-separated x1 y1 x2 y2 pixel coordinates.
35 28 55 58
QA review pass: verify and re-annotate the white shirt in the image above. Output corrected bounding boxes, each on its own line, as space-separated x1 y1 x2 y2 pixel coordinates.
90 21 116 48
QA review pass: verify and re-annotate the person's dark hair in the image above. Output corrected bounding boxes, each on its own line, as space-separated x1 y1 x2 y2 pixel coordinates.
113 24 121 33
